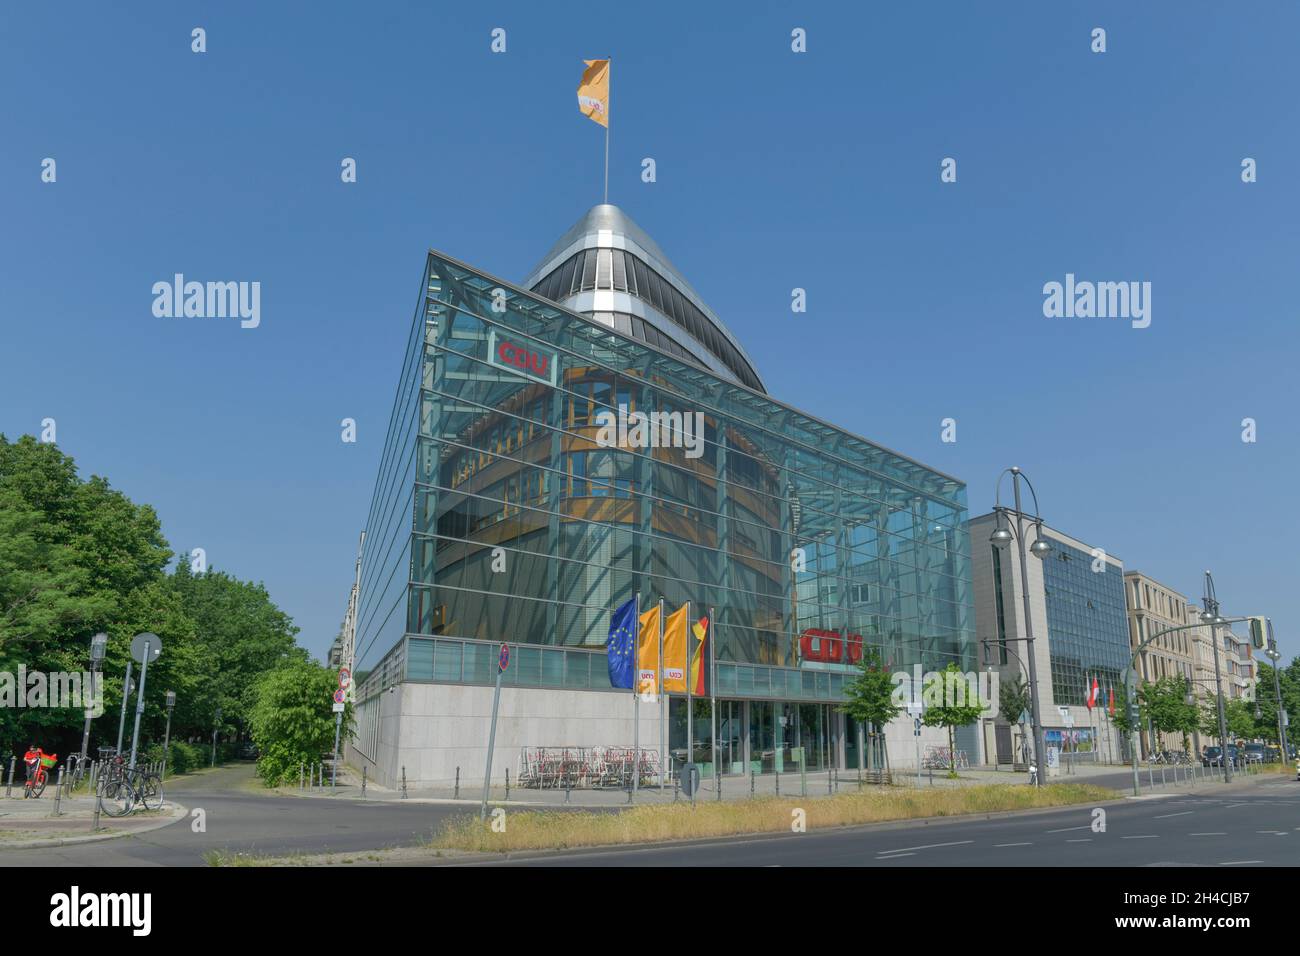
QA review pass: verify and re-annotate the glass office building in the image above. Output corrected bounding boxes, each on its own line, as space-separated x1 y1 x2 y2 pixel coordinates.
352 206 974 781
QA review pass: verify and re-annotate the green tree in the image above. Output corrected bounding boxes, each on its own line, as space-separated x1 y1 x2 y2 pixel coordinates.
921 662 985 776
998 674 1030 727
249 658 352 786
1142 675 1199 753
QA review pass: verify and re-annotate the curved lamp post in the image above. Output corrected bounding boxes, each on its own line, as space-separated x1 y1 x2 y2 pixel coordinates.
990 467 1052 786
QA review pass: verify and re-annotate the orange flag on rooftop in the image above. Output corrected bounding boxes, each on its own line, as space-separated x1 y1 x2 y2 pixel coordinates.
576 59 610 128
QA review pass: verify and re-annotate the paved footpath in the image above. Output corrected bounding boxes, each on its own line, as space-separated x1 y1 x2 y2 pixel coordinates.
0 763 478 867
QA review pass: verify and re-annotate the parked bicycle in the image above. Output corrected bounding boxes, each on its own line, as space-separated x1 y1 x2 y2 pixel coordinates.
96 753 163 816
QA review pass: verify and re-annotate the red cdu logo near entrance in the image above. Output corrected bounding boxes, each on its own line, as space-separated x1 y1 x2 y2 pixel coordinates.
799 628 863 666
488 328 557 385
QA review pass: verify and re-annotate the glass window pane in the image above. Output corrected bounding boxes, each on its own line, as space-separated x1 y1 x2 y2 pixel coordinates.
433 640 462 682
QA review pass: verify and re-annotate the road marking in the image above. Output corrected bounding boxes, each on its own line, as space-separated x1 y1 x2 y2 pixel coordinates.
1046 825 1090 833
993 842 1032 847
1122 835 1159 840
1153 811 1193 819
1220 860 1262 866
1256 830 1287 835
1066 838 1092 843
1224 803 1248 808
876 839 973 855
875 852 915 859
1189 832 1226 837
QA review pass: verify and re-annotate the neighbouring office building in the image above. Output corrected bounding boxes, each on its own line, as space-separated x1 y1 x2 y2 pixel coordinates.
348 205 975 788
1123 570 1197 755
969 514 1132 769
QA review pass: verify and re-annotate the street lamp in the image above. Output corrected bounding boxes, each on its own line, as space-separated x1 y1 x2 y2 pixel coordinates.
161 690 176 780
1202 572 1232 783
990 466 1052 786
79 633 108 767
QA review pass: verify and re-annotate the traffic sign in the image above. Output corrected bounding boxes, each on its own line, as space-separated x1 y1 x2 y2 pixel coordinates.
130 632 163 665
332 702 345 713
498 643 510 673
333 689 345 704
1017 710 1029 726
338 667 351 688
913 717 921 737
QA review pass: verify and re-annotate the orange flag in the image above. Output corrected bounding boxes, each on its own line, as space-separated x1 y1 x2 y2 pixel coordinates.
661 603 689 693
636 604 661 697
576 59 610 128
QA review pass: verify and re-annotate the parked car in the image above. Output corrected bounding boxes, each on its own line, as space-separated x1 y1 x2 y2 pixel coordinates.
1243 744 1268 764
1202 745 1241 767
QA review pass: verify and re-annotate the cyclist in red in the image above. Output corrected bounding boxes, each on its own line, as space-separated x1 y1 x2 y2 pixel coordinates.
23 744 54 797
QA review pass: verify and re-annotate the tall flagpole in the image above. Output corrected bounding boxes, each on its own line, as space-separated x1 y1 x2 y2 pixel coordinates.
658 597 665 790
686 601 693 779
603 56 611 204
710 607 717 782
633 591 640 795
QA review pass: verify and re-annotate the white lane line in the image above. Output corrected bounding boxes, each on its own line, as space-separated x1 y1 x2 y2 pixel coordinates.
875 852 916 859
1154 811 1194 819
1066 838 1092 843
1224 803 1248 809
1256 830 1287 835
1046 825 1090 833
1189 832 1227 837
876 840 973 855
1122 835 1159 840
993 842 1033 847
1220 860 1263 866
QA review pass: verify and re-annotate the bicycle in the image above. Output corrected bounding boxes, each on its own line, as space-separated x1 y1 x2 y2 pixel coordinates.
23 749 56 798
97 756 163 816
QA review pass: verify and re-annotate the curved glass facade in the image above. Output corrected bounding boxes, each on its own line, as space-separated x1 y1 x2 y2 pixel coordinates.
354 250 974 704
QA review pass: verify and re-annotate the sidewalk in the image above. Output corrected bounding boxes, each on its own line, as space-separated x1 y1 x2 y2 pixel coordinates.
282 759 1144 810
0 786 186 849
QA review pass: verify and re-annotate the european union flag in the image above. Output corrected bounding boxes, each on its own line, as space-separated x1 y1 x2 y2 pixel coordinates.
606 597 637 690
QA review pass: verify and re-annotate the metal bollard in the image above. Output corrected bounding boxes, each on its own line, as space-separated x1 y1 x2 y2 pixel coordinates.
716 771 722 802
92 793 101 831
299 762 304 790
673 773 679 803
775 767 780 796
1147 763 1154 790
750 769 755 797
827 768 832 795
361 766 367 799
564 774 571 803
90 760 98 790
53 768 65 815
5 756 13 798
1160 765 1166 787
454 767 460 799
401 766 407 799
505 768 510 802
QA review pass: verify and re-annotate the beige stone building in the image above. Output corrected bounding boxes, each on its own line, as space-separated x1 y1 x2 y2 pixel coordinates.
1123 571 1197 755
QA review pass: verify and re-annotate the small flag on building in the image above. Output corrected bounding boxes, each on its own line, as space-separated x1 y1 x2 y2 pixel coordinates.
576 59 610 127
606 597 637 689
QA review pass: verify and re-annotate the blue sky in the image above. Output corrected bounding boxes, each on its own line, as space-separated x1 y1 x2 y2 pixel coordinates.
2 2 1296 662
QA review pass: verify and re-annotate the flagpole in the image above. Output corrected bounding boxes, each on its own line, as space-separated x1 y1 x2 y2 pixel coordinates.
658 597 665 790
603 56 611 204
686 601 693 781
709 606 717 783
633 591 640 795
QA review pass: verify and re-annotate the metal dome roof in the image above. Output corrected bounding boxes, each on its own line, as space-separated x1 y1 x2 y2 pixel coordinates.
523 204 766 392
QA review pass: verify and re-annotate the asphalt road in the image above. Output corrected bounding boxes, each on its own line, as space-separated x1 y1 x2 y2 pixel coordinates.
461 776 1300 867
0 763 476 867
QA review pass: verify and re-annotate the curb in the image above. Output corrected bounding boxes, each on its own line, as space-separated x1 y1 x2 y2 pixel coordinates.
0 801 188 851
